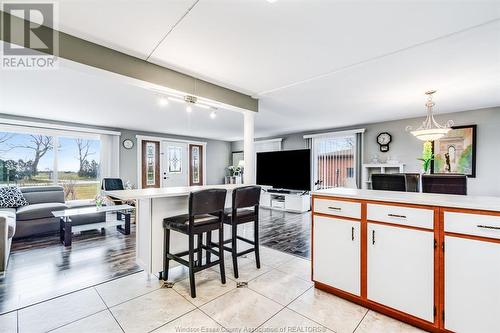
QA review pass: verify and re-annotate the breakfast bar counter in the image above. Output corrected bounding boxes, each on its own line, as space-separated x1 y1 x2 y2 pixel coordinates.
311 187 500 333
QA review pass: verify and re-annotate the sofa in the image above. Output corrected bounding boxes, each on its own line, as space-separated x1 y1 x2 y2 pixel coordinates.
0 186 105 273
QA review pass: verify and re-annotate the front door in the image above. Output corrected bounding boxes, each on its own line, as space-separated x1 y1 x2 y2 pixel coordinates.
141 140 160 188
162 141 188 187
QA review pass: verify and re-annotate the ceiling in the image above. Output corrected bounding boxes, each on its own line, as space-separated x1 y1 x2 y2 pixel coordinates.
2 0 500 140
0 55 244 141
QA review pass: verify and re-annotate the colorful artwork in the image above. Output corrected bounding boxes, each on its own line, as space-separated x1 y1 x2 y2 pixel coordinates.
432 125 476 177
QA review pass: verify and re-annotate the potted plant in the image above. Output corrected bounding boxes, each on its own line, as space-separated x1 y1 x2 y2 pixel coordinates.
418 141 434 174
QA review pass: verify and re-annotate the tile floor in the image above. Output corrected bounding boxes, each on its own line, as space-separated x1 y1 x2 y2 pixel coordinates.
0 246 426 333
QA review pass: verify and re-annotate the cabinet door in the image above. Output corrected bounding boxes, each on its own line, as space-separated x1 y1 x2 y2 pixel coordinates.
313 216 360 296
367 223 434 322
445 236 500 332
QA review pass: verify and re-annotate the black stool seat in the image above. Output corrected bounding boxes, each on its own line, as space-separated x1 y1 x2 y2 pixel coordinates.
164 214 220 232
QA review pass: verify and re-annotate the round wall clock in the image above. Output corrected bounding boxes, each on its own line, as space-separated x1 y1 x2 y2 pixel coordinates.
122 139 134 149
377 132 392 152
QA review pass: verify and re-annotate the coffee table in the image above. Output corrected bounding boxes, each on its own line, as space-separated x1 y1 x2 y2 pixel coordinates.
52 204 134 246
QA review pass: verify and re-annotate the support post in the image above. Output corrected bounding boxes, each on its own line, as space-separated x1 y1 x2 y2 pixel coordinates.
243 111 255 184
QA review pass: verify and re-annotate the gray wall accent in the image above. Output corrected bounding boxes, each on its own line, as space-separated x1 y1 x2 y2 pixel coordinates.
231 107 500 196
120 130 231 187
0 10 258 112
0 113 231 187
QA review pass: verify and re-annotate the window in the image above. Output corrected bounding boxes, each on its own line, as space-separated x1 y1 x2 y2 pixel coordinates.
57 137 101 200
0 129 101 200
309 132 361 190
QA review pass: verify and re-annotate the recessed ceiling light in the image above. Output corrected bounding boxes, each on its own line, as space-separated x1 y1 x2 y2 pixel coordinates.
158 96 168 107
210 110 217 119
186 105 193 113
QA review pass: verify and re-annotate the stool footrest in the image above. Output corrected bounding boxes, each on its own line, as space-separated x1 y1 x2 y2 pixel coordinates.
236 235 255 245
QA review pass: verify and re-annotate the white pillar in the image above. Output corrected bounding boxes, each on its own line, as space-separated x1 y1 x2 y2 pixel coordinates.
243 111 255 184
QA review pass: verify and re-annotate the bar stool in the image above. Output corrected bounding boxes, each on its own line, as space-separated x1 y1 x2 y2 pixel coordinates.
162 188 227 298
211 185 261 279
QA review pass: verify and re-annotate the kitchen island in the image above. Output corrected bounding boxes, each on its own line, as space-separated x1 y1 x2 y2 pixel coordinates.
312 187 500 333
105 184 248 277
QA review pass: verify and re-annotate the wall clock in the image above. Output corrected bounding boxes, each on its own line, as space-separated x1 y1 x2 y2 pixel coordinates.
122 139 134 149
377 132 391 152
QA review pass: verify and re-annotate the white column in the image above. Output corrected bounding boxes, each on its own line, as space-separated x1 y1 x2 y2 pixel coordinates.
243 110 255 184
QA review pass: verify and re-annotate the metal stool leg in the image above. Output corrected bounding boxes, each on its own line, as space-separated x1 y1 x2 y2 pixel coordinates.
254 217 261 269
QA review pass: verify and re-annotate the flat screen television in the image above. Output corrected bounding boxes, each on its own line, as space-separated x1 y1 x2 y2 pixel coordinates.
256 149 311 191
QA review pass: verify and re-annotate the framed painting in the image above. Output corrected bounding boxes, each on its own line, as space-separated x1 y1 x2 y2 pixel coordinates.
431 125 476 177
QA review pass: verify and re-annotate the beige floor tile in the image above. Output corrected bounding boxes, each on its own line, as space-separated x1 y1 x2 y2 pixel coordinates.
276 256 312 282
253 246 296 268
258 308 333 333
355 311 426 333
173 269 237 306
212 256 272 282
200 287 283 331
152 309 224 332
288 288 367 333
96 271 162 307
249 269 312 305
0 311 17 333
18 288 106 333
110 288 195 333
50 310 122 333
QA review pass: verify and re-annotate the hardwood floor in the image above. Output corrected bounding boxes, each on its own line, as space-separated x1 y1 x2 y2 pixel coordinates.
0 208 311 315
259 209 311 259
0 225 140 314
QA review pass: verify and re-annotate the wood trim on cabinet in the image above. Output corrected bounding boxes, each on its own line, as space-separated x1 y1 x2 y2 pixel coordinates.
312 211 362 222
366 220 434 233
361 202 367 299
315 281 441 333
444 231 500 244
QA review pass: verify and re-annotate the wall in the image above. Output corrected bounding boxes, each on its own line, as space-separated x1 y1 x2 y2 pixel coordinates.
231 107 500 196
0 113 231 187
120 129 231 187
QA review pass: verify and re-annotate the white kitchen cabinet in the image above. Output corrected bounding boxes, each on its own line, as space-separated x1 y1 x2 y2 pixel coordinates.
313 215 361 296
367 223 434 322
445 236 500 333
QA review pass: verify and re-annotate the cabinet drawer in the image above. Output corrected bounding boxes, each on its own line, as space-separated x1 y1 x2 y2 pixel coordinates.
445 212 500 240
367 204 434 229
314 198 361 219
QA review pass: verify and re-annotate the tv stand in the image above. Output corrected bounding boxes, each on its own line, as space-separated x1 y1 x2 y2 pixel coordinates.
267 189 292 194
261 189 310 213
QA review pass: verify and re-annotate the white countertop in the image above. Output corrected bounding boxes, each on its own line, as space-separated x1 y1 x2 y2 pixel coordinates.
313 187 500 212
104 184 248 200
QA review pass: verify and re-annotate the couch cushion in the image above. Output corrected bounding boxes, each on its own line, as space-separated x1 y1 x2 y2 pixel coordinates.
16 202 67 221
20 186 65 205
0 186 29 208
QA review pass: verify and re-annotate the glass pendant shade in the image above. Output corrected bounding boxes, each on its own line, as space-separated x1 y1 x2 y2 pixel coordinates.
408 90 453 141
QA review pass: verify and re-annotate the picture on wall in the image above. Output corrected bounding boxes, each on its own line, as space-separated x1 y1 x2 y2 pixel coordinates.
432 125 476 177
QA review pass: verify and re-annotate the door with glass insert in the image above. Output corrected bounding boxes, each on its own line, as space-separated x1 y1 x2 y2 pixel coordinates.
161 141 188 187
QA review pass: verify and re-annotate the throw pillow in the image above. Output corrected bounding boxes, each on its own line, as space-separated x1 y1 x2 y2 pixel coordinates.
0 186 29 208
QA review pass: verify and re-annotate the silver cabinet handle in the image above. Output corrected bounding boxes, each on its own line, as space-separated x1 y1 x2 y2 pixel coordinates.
328 206 342 211
372 230 375 245
352 226 355 241
477 225 500 230
388 213 407 219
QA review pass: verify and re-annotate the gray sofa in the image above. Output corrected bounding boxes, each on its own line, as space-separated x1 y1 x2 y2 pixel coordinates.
0 186 105 272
